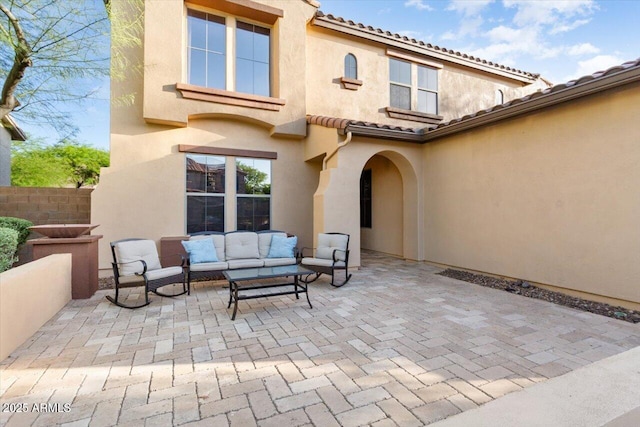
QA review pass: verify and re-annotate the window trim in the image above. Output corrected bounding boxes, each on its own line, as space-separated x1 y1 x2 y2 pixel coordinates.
388 56 441 122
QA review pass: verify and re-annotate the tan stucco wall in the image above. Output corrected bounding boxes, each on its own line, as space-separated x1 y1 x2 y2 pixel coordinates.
360 155 403 256
305 26 546 126
422 82 640 306
0 254 72 361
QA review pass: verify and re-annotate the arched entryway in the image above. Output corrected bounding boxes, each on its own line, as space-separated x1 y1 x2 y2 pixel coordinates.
360 154 404 257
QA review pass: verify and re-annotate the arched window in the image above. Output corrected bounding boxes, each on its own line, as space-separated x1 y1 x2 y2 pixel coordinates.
496 89 504 105
345 54 357 79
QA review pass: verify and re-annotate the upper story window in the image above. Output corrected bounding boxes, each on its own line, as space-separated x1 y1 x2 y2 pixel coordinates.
186 8 271 97
187 10 226 90
345 54 357 79
389 58 439 115
496 89 504 105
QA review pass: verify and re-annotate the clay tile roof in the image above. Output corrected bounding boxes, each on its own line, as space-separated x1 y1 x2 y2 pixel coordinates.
307 115 422 135
430 58 640 134
313 11 539 80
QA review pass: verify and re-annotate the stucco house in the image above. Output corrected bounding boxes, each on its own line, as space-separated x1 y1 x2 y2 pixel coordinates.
0 114 26 186
94 0 640 308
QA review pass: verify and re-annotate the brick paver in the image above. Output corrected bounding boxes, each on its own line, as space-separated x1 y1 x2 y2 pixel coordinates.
2 251 639 426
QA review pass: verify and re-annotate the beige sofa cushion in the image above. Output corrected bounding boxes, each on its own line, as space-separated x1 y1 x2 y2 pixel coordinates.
225 232 260 260
227 259 264 269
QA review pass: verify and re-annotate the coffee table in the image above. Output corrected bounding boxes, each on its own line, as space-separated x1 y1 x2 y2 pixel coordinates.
223 264 314 320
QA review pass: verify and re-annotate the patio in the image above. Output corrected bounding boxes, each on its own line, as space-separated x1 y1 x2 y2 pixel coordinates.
1 251 639 426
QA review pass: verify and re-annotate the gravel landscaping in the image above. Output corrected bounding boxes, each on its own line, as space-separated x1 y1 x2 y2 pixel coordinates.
438 268 640 324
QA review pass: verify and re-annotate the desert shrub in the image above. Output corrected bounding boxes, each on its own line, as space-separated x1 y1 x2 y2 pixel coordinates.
0 227 19 273
0 217 33 246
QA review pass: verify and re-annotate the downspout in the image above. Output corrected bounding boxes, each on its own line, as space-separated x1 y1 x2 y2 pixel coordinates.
322 130 352 170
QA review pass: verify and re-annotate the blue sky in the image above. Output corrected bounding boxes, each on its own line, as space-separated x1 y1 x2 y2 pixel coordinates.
18 0 640 151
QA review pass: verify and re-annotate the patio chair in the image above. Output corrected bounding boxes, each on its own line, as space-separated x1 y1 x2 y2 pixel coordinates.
299 232 352 287
106 238 188 309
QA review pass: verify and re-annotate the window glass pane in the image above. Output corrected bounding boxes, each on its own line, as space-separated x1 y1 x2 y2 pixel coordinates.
236 26 253 61
187 11 206 49
237 197 270 231
187 196 224 234
418 90 438 114
235 58 253 94
186 155 225 193
390 84 411 110
207 52 225 90
427 91 437 114
188 48 206 87
206 16 225 53
390 58 410 84
236 158 271 195
345 54 357 79
253 28 270 64
253 62 270 97
418 66 438 91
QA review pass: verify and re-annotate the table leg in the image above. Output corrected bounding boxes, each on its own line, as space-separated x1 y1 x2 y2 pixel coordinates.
227 281 233 308
232 282 239 320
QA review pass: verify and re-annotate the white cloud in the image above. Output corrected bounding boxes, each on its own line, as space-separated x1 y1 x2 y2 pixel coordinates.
503 0 597 27
566 54 624 81
447 0 494 16
441 0 494 40
404 0 434 11
567 43 599 56
549 18 590 35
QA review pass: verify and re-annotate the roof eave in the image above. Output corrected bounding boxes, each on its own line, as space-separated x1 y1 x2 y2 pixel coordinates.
311 16 536 84
423 64 640 142
345 125 424 143
1 114 27 141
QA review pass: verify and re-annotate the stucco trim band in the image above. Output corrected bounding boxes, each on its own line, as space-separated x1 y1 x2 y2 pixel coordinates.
386 107 443 125
340 77 363 90
179 144 278 160
186 0 283 25
176 83 286 111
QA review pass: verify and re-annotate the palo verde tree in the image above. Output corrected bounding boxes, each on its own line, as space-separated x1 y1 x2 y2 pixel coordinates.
0 0 109 136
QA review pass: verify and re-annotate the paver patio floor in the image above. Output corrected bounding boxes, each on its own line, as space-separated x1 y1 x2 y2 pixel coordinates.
2 251 639 426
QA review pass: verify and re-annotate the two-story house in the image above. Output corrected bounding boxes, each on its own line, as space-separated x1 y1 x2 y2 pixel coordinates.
93 0 548 268
94 0 640 309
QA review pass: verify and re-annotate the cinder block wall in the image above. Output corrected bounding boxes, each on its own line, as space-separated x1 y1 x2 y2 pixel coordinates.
0 187 92 225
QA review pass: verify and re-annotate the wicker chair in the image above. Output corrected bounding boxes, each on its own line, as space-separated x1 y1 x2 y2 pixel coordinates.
299 232 352 287
106 238 187 309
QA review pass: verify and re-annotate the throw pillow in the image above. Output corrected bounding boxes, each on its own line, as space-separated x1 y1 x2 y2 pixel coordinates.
182 238 218 264
267 235 297 258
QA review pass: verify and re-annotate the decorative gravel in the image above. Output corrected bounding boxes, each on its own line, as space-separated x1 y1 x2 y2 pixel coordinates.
438 269 640 324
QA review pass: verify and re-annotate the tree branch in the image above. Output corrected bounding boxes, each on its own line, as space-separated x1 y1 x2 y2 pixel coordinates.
0 2 33 118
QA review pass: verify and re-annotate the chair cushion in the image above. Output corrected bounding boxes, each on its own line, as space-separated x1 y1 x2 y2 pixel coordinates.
316 233 349 261
301 257 346 268
227 259 264 269
267 235 297 258
226 232 260 260
263 257 297 267
145 266 184 281
258 232 287 258
182 238 218 263
189 261 229 272
191 233 226 261
114 240 162 277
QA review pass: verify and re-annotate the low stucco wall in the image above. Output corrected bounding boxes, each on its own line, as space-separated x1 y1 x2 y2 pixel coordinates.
0 254 72 361
422 82 640 308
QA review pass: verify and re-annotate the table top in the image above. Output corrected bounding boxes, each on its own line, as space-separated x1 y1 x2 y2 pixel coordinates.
223 264 314 281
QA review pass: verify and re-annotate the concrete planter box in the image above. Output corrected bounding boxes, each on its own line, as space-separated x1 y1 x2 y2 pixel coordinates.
0 254 72 361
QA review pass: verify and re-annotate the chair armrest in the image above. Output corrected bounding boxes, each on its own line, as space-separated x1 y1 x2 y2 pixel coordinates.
299 247 316 258
332 248 349 263
112 259 148 277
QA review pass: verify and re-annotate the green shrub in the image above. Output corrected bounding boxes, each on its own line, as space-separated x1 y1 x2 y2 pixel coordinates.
0 227 19 273
0 217 33 247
